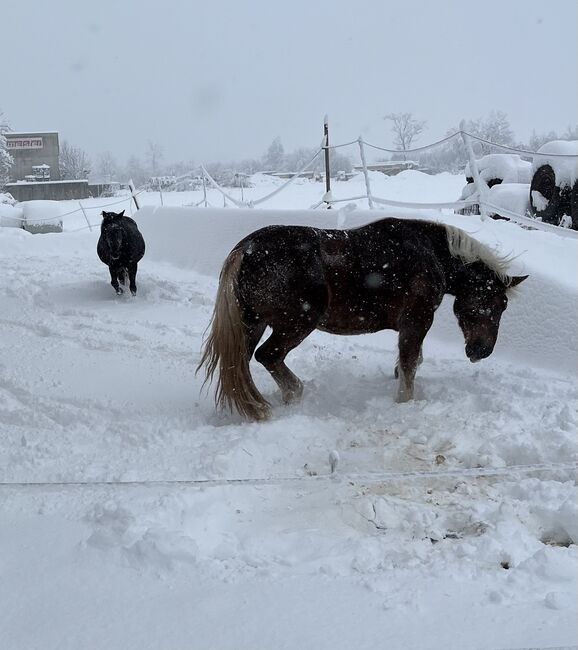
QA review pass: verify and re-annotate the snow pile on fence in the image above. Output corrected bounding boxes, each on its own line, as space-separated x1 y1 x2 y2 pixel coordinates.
532 140 578 186
465 154 532 184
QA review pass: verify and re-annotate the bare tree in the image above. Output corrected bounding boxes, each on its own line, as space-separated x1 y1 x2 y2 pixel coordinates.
59 140 91 180
146 140 164 177
97 151 118 182
384 112 427 158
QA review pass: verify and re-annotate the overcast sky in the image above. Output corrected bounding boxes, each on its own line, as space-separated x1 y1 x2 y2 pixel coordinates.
3 0 577 165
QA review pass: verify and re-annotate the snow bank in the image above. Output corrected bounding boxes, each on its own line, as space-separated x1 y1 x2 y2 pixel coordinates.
20 200 64 227
136 205 380 276
532 140 578 187
465 154 532 184
0 202 23 228
135 205 578 373
486 183 530 217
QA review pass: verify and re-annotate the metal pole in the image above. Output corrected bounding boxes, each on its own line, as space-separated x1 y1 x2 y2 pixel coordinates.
323 115 332 209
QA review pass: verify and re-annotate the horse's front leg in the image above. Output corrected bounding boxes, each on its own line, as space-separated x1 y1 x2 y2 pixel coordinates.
109 265 123 294
396 306 434 403
127 262 138 296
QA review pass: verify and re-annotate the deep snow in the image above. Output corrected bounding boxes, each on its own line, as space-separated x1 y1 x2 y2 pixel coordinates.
1 171 576 650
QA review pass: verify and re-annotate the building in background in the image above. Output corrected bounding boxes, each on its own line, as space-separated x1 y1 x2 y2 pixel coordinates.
5 132 61 182
4 131 91 201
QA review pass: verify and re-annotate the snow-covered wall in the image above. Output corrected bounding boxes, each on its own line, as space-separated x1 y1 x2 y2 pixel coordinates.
135 206 578 374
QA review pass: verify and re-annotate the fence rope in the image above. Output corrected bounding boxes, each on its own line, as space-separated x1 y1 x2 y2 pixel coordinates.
481 199 578 239
7 191 144 224
200 147 323 208
362 131 461 155
465 133 578 158
1 461 575 491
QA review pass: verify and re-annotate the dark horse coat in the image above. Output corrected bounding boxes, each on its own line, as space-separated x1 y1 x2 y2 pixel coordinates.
97 210 145 295
198 217 527 421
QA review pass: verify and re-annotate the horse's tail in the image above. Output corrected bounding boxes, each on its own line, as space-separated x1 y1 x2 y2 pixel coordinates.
197 248 270 421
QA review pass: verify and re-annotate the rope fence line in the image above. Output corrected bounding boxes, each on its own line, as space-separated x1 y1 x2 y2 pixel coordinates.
5 190 145 224
4 130 576 237
1 461 576 491
362 131 461 154
466 133 578 158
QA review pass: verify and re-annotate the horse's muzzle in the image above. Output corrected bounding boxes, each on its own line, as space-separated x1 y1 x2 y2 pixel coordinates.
466 340 493 362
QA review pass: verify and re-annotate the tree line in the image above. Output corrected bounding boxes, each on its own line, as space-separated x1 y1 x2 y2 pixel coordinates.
2 107 577 191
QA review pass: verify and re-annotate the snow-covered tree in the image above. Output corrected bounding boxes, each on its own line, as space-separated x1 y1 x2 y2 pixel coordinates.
59 141 91 180
384 112 427 158
124 155 148 186
262 137 285 171
0 110 13 188
96 151 119 182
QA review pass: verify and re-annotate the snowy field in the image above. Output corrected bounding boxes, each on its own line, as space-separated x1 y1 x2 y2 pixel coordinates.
1 171 577 650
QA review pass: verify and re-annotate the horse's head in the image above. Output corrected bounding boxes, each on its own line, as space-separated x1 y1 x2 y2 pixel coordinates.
453 269 528 363
101 210 125 261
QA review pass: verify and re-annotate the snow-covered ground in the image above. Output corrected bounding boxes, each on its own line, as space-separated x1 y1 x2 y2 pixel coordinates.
1 171 577 650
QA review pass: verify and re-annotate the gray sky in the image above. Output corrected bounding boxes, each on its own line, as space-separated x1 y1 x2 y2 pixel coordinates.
3 0 577 165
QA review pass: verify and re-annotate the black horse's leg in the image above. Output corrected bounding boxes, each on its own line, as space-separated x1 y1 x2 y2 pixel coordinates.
109 265 122 294
127 262 138 296
117 268 127 287
396 306 435 403
254 323 317 404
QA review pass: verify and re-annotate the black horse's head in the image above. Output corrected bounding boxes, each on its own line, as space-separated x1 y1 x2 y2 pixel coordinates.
101 210 125 261
453 269 528 363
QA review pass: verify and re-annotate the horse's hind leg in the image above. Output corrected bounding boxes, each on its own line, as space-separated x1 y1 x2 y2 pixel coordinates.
254 324 316 404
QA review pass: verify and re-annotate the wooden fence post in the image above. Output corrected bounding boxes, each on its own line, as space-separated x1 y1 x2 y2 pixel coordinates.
128 179 140 212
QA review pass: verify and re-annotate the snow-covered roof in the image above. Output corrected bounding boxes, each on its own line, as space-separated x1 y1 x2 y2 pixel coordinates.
465 154 532 184
532 140 578 187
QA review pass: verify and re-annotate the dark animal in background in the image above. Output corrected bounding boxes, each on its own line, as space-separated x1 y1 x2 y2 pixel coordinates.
198 217 528 421
97 210 146 295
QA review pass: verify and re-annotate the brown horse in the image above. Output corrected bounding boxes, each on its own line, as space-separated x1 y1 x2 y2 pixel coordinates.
198 217 527 421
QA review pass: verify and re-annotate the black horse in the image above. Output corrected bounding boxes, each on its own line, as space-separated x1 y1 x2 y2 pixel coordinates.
198 217 527 421
97 210 145 296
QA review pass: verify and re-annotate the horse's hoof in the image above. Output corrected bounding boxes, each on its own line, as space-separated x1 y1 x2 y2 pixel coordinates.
115 287 123 295
282 381 304 404
130 289 137 297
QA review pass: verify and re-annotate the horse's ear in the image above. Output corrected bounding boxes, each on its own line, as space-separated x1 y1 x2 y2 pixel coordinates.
118 210 125 217
509 275 529 288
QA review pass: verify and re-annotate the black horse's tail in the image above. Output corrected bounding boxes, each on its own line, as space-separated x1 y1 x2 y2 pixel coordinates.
197 248 270 421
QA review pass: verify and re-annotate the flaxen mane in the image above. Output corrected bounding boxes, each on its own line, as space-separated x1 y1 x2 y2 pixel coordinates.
443 224 512 285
